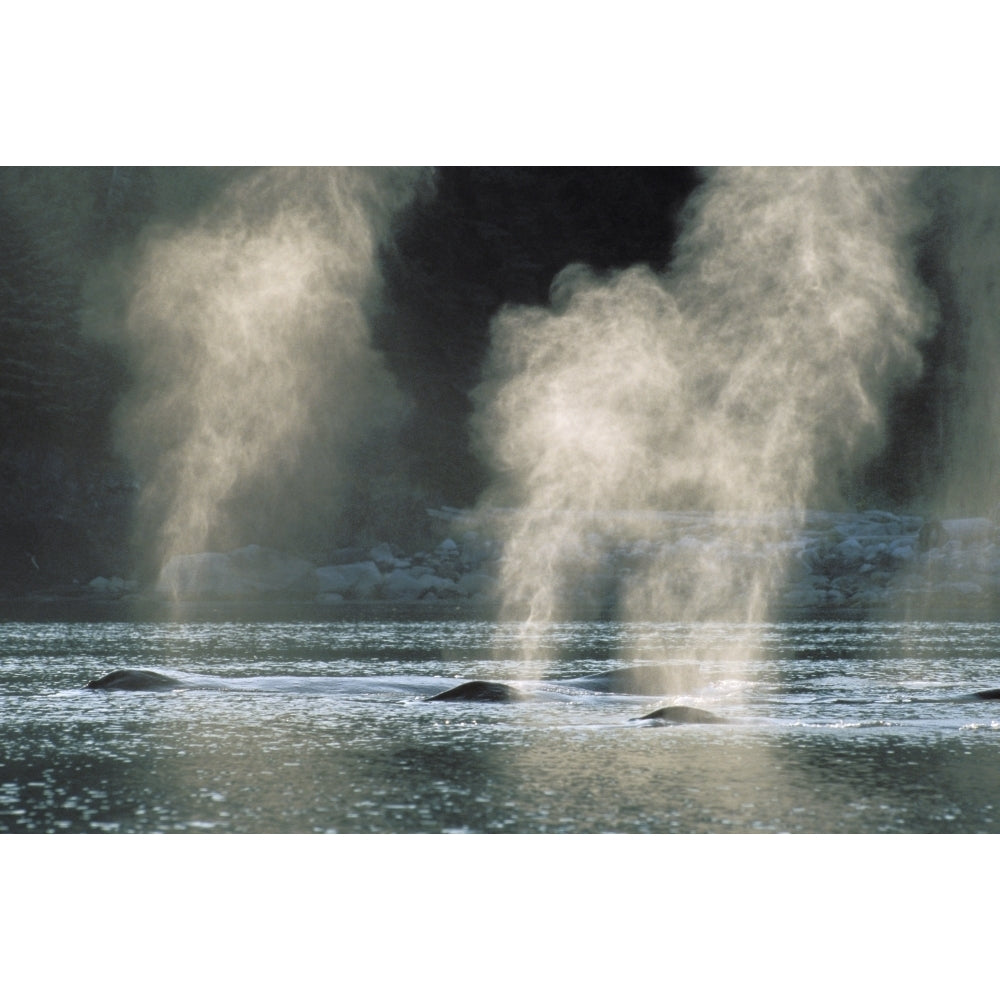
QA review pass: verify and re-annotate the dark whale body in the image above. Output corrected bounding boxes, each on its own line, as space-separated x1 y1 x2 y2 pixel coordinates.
633 705 727 725
973 688 1000 700
568 665 675 696
427 680 525 703
85 668 183 691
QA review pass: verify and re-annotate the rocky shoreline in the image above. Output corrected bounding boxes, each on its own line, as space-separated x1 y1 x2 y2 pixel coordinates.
9 506 1000 620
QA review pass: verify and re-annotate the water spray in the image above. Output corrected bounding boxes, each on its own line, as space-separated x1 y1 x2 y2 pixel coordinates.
473 167 933 665
89 167 426 583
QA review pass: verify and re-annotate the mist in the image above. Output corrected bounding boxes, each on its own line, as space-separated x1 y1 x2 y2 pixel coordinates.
6 165 1000 612
472 168 934 633
931 168 1000 519
83 167 427 579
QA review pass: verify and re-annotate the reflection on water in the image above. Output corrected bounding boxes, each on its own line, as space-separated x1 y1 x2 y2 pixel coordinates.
2 613 999 832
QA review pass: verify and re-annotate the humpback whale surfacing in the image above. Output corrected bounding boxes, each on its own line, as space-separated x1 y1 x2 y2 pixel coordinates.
567 665 676 695
85 669 183 691
633 705 727 725
427 680 525 703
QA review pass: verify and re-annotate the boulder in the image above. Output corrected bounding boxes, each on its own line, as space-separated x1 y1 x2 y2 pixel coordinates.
227 545 316 593
941 518 993 545
437 537 459 556
88 575 135 596
455 571 497 598
382 566 460 600
314 560 382 599
381 567 428 600
369 542 402 571
156 552 245 599
156 545 316 599
834 537 865 568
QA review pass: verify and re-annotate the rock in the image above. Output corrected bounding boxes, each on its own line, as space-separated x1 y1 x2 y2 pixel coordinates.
834 537 865 568
134 506 1000 611
156 546 316 599
917 518 947 551
369 542 399 571
227 545 316 593
783 582 826 607
314 561 382 599
156 552 245 599
941 518 993 545
88 575 134 595
382 567 458 600
325 546 369 565
381 567 428 600
426 575 460 598
456 571 497 598
888 542 915 564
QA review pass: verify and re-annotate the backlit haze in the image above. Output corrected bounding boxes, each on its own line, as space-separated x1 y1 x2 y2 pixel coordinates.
85 167 428 577
5 165 1000 644
473 168 933 647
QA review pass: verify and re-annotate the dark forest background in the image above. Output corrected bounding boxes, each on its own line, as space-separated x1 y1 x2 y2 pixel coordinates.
0 167 961 593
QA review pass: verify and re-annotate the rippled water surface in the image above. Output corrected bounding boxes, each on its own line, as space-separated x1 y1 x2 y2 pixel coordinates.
3 609 999 833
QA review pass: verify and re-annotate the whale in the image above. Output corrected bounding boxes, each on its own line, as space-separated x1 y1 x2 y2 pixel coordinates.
565 664 677 696
427 680 526 703
632 705 727 724
85 668 184 691
973 688 1000 700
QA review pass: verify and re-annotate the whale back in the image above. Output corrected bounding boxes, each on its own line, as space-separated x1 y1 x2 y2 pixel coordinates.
427 680 525 703
634 705 726 724
86 668 183 691
568 665 675 695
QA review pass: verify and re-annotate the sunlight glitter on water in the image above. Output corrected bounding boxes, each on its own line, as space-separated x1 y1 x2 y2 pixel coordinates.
2 615 1000 832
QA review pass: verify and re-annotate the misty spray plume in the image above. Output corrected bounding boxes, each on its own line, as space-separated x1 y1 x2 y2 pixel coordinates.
88 167 426 580
473 168 932 659
930 167 1000 518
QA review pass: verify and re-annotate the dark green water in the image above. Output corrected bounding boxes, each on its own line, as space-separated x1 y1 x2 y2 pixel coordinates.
2 612 999 832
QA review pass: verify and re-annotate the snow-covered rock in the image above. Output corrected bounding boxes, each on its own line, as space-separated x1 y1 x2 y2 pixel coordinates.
834 537 865 567
455 571 497 598
227 545 316 592
139 506 1000 612
437 537 459 556
369 542 410 571
381 567 458 600
941 518 994 544
156 552 244 599
88 575 136 596
314 561 382 599
156 546 316 599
